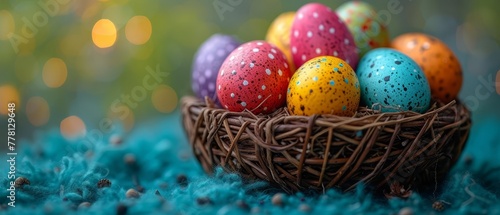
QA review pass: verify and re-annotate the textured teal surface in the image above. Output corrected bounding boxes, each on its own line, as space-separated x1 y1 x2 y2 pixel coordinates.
1 111 499 215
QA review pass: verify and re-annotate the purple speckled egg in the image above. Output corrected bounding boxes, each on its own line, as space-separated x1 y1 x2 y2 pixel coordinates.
191 34 241 102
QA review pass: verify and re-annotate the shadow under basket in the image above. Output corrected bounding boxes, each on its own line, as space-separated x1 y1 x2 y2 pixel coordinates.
181 96 471 195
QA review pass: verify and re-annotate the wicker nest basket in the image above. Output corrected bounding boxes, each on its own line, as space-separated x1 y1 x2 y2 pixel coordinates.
181 96 471 195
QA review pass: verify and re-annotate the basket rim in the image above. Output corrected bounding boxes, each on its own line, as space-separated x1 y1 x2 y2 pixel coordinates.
181 96 470 126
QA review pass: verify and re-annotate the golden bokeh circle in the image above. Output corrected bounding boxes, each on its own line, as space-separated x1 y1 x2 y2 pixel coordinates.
151 84 178 113
42 58 68 88
125 16 152 45
26 96 50 126
0 85 20 115
92 19 117 48
60 115 87 139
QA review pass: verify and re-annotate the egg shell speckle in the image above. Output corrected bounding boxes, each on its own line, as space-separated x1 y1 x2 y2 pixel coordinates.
336 1 390 57
191 34 241 102
217 41 292 114
266 12 296 73
287 56 360 116
357 48 431 113
391 33 462 103
290 3 359 69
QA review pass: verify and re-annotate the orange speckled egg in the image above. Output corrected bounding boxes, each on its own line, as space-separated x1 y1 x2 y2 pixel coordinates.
391 33 462 103
266 12 296 72
287 56 360 116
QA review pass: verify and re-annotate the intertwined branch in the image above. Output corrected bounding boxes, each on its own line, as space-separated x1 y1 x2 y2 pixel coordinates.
181 96 471 194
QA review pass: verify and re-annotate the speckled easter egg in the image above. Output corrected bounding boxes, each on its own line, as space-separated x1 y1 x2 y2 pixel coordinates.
391 33 462 103
216 41 292 114
287 56 360 116
191 34 241 102
290 3 359 69
266 12 296 73
357 48 431 113
336 1 390 57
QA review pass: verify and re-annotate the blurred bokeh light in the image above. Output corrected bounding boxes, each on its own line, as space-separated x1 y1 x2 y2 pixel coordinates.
92 19 117 48
42 58 67 88
152 84 178 113
0 85 20 115
125 16 152 45
60 115 87 139
25 96 50 126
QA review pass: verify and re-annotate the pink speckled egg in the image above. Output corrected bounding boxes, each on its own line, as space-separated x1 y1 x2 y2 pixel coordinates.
216 41 292 114
290 3 359 69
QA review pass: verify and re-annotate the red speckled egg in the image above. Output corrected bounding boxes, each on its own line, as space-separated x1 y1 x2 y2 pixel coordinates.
290 3 359 69
216 41 292 114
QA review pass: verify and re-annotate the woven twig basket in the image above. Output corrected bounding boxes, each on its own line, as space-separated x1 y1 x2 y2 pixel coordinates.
181 96 471 195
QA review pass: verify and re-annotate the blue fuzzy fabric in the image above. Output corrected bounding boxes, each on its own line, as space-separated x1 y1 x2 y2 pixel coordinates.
1 111 500 215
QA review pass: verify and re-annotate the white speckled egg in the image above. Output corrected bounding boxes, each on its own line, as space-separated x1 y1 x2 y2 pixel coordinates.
357 48 431 113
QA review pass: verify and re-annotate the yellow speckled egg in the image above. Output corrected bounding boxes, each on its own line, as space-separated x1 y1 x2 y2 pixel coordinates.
266 12 296 72
391 33 462 103
287 56 360 116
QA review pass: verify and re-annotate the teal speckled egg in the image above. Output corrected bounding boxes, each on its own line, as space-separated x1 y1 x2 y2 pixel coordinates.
357 48 431 113
336 1 390 57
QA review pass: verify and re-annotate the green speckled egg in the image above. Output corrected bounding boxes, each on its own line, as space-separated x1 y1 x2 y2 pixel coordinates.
336 1 390 57
286 56 360 116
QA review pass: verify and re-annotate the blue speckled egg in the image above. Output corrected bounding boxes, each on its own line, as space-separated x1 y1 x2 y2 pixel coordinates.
191 34 241 102
357 48 431 113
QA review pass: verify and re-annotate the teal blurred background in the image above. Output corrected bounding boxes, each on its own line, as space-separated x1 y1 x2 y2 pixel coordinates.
0 0 499 143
